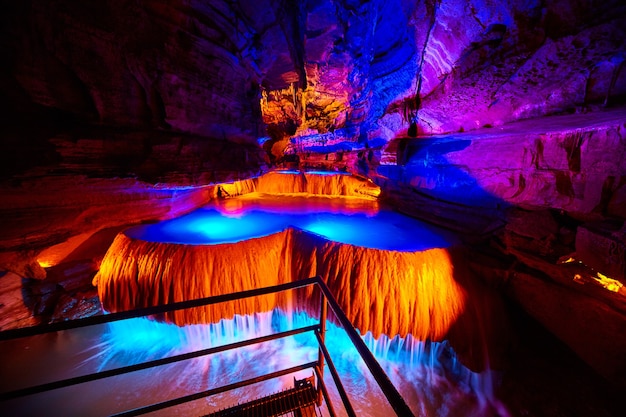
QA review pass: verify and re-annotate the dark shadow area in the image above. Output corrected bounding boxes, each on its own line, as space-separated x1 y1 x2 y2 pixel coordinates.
496 302 624 417
445 246 515 373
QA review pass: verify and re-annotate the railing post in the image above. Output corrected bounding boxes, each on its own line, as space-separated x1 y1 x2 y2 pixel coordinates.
316 289 327 406
316 278 415 416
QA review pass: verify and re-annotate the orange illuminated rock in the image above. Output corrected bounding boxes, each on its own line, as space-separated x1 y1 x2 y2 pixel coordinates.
94 228 466 343
93 171 508 372
95 231 293 325
217 171 380 199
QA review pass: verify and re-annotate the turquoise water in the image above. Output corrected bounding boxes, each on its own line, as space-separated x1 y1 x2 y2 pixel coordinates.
273 169 351 176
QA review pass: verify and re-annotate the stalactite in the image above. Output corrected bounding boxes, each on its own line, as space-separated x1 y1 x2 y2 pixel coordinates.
604 59 624 107
415 0 439 118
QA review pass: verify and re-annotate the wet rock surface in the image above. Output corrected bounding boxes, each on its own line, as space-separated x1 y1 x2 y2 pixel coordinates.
376 109 626 392
0 261 103 332
379 108 626 222
0 272 40 330
0 1 625 414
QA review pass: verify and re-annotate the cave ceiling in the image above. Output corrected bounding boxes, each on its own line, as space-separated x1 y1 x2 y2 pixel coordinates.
2 0 625 146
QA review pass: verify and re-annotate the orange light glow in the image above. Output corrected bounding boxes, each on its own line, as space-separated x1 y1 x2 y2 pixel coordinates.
593 272 624 293
36 232 94 269
94 231 293 325
214 192 380 217
290 230 466 340
94 171 466 346
216 171 380 200
95 228 466 342
37 259 54 268
573 271 624 294
260 81 349 136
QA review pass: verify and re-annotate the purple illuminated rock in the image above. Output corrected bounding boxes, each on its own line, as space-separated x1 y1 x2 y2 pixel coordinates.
380 108 626 227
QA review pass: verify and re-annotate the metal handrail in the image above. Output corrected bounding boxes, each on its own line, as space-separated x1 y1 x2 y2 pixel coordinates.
316 278 415 416
1 325 319 401
111 362 320 417
0 278 321 341
0 276 415 416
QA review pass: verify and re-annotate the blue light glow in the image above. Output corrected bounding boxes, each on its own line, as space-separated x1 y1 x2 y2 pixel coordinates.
1 312 505 416
76 310 505 416
300 211 449 250
126 196 452 251
274 169 351 176
159 209 288 244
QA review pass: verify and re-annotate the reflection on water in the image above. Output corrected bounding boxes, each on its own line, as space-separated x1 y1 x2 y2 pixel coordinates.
0 310 508 417
126 194 452 251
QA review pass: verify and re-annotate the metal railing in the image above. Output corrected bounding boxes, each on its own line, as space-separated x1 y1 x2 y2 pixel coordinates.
0 276 415 417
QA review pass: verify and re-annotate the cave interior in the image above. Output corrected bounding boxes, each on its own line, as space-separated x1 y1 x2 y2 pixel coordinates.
1 1 626 416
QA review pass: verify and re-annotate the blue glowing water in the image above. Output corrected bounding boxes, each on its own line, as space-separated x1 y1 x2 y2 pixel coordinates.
0 192 502 415
0 311 507 416
274 169 351 176
126 195 451 251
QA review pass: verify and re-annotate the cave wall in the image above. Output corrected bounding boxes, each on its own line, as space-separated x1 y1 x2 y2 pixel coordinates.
0 0 277 278
375 107 626 390
262 0 626 144
1 0 266 139
2 0 625 185
1 0 277 186
414 0 626 133
380 109 626 222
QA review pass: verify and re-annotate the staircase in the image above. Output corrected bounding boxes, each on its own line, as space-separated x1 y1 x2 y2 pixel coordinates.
207 376 320 417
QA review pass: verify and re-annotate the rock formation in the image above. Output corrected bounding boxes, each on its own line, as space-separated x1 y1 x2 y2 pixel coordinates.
95 223 506 371
0 0 625 411
218 170 381 198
